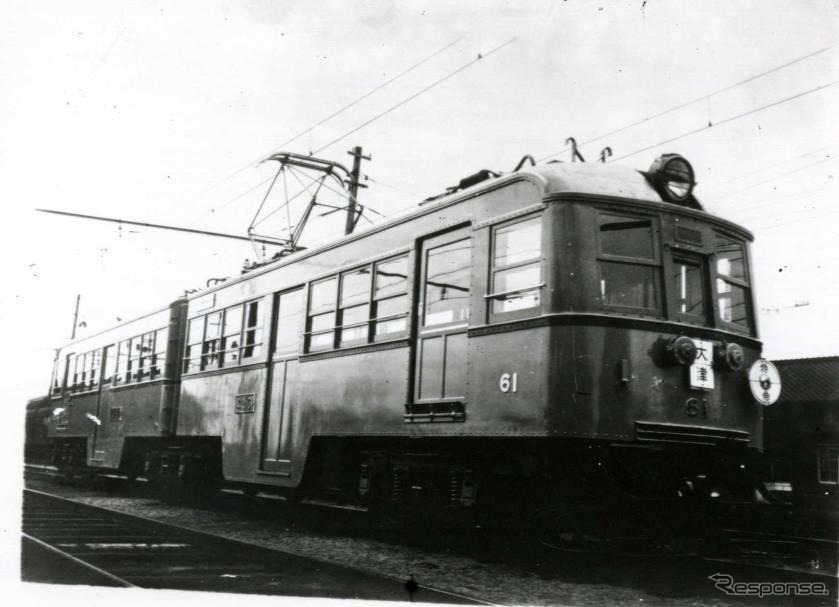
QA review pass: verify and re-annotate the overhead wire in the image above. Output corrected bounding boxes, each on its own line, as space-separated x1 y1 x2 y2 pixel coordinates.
732 181 839 211
711 154 837 201
203 39 511 225
703 145 831 192
313 38 517 155
201 38 463 194
609 78 839 163
538 44 836 162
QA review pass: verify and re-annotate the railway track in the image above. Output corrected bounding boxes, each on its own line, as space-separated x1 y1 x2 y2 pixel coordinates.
21 487 493 604
23 466 837 604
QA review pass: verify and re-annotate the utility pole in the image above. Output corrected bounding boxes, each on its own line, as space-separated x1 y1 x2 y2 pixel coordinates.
345 145 370 235
70 294 81 340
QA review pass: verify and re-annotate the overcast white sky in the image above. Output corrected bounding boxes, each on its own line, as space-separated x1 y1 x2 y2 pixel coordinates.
1 0 838 600
3 0 838 408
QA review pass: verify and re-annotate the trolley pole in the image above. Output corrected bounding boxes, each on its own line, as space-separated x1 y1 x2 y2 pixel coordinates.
345 145 370 235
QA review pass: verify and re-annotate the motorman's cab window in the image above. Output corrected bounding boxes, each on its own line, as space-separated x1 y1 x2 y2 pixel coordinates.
597 213 662 315
715 233 753 332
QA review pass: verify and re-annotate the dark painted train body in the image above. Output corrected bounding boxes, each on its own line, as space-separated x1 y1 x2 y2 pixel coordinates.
39 157 771 519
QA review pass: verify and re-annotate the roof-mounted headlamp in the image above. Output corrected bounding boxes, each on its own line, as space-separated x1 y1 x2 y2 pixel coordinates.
648 154 696 205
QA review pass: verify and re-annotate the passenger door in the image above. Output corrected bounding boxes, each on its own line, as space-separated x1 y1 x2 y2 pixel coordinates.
411 227 471 417
261 287 304 474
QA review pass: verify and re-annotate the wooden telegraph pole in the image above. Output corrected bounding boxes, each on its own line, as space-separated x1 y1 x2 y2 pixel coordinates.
345 146 370 235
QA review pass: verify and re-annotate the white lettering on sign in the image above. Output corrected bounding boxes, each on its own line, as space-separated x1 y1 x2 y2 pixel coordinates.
689 339 714 390
499 372 518 393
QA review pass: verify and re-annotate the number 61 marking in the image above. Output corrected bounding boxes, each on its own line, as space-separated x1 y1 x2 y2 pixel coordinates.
499 372 518 393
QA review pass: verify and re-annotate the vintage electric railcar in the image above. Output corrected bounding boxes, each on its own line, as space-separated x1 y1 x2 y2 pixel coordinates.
43 154 773 521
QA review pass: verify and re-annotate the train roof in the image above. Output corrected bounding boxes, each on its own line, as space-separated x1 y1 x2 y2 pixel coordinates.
191 160 751 301
528 161 666 203
54 300 182 353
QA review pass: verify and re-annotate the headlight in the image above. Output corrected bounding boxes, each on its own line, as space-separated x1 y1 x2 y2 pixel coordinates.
665 335 698 366
648 154 695 203
715 342 744 371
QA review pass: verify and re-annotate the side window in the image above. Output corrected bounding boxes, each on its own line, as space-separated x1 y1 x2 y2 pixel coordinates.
51 356 65 394
423 239 471 326
140 332 155 379
373 255 409 339
202 312 222 370
116 340 129 383
598 214 662 315
489 215 543 317
78 353 88 389
102 345 115 385
221 305 243 367
819 447 839 485
671 254 707 323
89 349 101 388
67 354 77 392
129 336 143 381
152 328 168 377
275 289 304 356
184 317 204 373
242 300 263 359
715 233 753 332
307 277 337 352
338 268 371 347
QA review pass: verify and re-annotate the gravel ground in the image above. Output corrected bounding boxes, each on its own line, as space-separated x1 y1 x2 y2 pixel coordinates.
22 475 786 606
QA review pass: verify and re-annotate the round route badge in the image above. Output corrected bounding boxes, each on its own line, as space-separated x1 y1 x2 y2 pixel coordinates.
748 359 781 406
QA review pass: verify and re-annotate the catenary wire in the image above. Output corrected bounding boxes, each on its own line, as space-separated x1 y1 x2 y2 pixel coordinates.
201 39 463 194
609 78 839 163
538 44 836 162
711 154 837 201
312 38 517 155
703 145 831 192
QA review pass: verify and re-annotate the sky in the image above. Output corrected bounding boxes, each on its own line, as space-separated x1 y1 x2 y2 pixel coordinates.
1 0 837 601
3 0 839 407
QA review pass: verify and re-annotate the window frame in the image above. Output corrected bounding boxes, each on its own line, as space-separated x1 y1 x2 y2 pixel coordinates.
87 348 101 389
152 328 168 378
596 211 663 317
304 253 411 353
712 231 754 334
668 250 710 326
486 213 544 322
102 344 116 385
220 304 243 368
240 299 264 361
421 238 472 329
116 339 130 384
184 316 204 374
201 311 222 371
372 255 409 341
337 267 372 348
274 287 305 358
182 299 265 374
818 446 839 485
306 277 339 352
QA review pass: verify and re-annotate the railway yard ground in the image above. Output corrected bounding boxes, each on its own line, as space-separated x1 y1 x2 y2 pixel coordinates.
21 466 838 606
